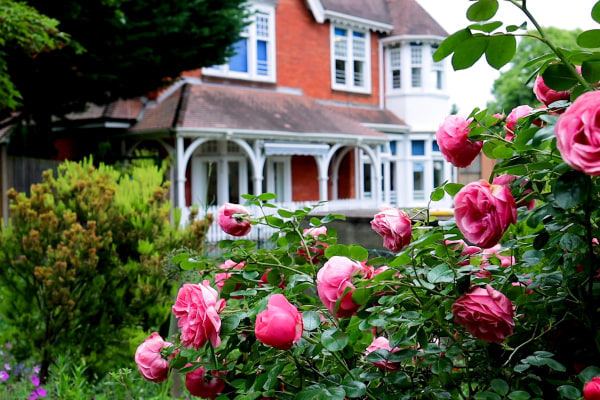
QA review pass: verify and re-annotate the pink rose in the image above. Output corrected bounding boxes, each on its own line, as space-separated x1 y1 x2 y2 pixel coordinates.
492 174 535 210
172 280 226 350
365 336 400 371
215 259 246 292
370 208 412 253
317 256 367 317
504 105 537 140
134 332 173 383
555 90 600 175
584 377 600 400
298 226 329 262
452 284 515 343
217 202 252 236
454 180 517 248
255 294 303 350
533 74 573 107
184 365 225 399
435 115 483 167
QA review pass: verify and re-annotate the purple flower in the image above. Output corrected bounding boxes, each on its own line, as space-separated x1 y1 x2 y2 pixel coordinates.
4 363 10 371
0 370 9 382
30 374 40 387
33 365 40 374
28 386 47 400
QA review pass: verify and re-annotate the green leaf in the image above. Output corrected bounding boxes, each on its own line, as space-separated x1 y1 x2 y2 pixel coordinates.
593 1 600 23
491 144 514 159
430 187 445 202
507 392 531 400
352 287 372 305
221 314 243 335
264 363 285 390
445 183 464 196
259 192 277 201
491 379 509 396
557 385 581 400
325 244 351 259
433 28 472 62
302 311 321 331
278 209 294 218
467 0 499 21
485 34 516 69
578 29 600 48
542 63 579 91
469 21 503 33
321 328 349 352
349 245 369 261
340 377 367 398
295 384 345 400
427 264 455 283
452 35 489 70
582 59 600 83
553 170 592 209
579 366 600 383
474 392 502 400
431 356 454 374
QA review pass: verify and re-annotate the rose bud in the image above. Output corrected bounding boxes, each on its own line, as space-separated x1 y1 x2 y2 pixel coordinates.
255 294 303 350
217 202 252 236
370 208 412 253
134 332 173 383
436 114 482 168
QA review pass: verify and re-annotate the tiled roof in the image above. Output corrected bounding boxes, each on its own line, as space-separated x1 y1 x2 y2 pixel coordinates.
131 83 388 139
63 98 144 121
386 0 448 37
320 0 392 25
323 103 408 127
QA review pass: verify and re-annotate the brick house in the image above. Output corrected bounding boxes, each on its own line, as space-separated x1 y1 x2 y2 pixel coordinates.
53 0 459 231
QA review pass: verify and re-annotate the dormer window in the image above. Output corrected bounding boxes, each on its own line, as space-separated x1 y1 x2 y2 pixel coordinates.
203 2 276 82
386 42 445 93
389 46 402 89
331 26 371 93
431 45 444 90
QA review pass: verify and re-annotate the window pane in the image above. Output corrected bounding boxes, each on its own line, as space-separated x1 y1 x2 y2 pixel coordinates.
256 13 269 38
433 160 444 188
413 162 425 200
353 60 364 86
352 35 365 59
335 60 346 84
390 141 397 155
392 70 401 89
229 39 248 72
411 140 425 156
411 67 422 87
432 140 440 152
363 163 371 193
257 40 268 76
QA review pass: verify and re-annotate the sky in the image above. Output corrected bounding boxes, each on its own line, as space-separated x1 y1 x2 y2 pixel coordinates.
416 0 599 114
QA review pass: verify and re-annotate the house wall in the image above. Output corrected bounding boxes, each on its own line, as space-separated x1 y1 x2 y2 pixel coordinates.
291 155 319 201
333 150 356 199
276 0 380 106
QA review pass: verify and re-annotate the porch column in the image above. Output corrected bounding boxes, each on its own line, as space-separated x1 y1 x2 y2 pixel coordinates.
315 154 330 202
176 135 186 211
253 140 265 196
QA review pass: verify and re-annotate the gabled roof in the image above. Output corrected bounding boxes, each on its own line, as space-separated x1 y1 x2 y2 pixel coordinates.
130 82 391 142
385 0 448 37
306 0 446 37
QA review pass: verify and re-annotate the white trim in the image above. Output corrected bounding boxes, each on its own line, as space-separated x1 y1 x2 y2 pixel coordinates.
264 142 330 155
380 35 447 46
175 127 389 145
305 0 325 23
265 156 292 202
325 11 393 33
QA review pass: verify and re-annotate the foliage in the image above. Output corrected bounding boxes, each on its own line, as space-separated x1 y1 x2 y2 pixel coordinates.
2 0 247 129
489 27 582 113
0 157 211 382
0 0 70 111
0 343 47 400
127 1 600 399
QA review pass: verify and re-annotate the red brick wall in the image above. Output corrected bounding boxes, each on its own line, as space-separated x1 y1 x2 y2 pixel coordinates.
276 0 380 106
291 155 319 201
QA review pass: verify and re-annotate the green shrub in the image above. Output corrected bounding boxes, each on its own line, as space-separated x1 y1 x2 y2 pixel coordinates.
0 157 210 381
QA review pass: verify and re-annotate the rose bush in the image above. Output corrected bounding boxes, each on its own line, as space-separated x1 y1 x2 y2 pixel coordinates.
134 2 600 399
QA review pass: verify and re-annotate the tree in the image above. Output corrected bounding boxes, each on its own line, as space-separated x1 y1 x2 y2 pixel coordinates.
2 0 247 128
0 0 70 111
488 27 582 113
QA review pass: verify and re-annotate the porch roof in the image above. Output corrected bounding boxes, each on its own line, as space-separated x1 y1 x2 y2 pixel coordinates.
130 82 395 142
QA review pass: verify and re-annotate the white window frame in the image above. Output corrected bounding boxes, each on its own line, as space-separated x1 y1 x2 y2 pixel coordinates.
264 157 292 203
430 45 444 91
410 43 423 88
202 2 276 83
330 25 371 94
387 45 402 91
